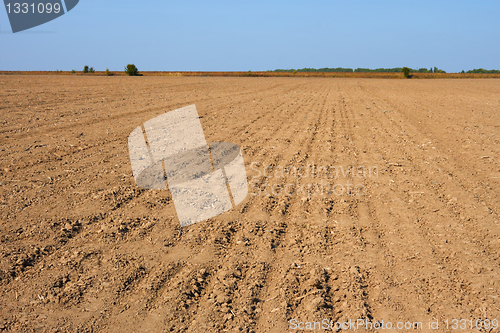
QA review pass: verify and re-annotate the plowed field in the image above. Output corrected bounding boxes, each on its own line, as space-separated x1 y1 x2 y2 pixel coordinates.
1 76 500 332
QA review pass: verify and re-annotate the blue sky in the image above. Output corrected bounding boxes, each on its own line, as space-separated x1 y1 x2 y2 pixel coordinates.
0 0 499 72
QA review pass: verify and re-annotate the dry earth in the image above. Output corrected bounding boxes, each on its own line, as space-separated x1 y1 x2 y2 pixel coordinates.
1 76 500 332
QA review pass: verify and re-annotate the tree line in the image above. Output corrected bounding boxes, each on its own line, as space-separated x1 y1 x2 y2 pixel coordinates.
465 68 500 74
273 67 500 74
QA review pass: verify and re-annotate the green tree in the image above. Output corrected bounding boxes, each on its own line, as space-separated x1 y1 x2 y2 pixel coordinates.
89 67 95 73
402 67 411 78
83 65 89 73
125 64 139 76
106 68 113 76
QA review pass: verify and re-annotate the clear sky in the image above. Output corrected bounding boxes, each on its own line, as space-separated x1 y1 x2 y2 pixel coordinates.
0 0 498 72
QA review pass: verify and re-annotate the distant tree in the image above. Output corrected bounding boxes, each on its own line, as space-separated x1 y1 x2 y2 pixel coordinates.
89 67 95 73
83 65 89 73
402 67 411 78
71 69 76 73
106 68 113 76
433 67 446 73
125 64 139 76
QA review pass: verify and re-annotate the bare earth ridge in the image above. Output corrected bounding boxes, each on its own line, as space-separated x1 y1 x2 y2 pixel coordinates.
1 76 499 332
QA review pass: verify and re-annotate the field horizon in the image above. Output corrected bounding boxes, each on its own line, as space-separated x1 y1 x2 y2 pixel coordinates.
2 70 500 79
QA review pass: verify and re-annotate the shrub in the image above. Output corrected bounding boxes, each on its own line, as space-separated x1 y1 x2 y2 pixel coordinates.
105 68 113 76
125 64 139 76
89 67 95 73
402 67 411 78
71 69 76 73
83 65 89 73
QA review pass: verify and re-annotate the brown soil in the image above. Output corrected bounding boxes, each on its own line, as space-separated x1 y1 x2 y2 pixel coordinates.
1 76 500 332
